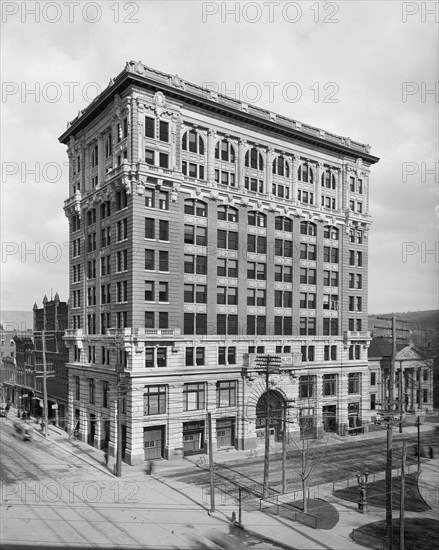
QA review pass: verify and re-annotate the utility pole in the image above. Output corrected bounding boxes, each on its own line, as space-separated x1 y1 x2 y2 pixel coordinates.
41 330 49 438
34 331 55 438
255 355 281 499
115 363 125 478
399 441 406 550
207 412 215 513
417 416 421 472
376 315 397 550
282 402 287 494
398 359 404 434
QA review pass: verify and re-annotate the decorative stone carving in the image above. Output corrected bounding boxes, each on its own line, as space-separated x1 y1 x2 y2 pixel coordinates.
171 74 185 89
153 91 166 116
122 176 132 195
171 183 180 202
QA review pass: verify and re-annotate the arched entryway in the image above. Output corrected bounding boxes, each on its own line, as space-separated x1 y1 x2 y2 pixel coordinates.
256 391 285 444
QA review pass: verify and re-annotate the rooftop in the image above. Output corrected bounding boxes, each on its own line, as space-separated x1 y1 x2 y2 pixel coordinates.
59 61 379 165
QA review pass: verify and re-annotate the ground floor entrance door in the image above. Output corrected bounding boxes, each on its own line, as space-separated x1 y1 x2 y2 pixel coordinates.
183 421 205 456
323 405 337 432
216 418 235 448
88 414 96 445
144 427 164 460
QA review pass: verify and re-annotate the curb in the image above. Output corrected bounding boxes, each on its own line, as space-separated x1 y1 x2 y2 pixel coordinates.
30 422 115 478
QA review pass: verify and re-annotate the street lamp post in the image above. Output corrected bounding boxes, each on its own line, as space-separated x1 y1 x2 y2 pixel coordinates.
357 467 369 513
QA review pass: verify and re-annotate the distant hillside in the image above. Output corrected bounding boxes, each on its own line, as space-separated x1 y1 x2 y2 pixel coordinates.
369 310 438 333
0 311 33 332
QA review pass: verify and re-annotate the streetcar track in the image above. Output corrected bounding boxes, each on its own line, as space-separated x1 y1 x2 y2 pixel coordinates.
0 427 157 548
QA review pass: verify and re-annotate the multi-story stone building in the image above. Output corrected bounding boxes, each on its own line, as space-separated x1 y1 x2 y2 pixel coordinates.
32 294 69 427
2 295 69 426
60 61 379 464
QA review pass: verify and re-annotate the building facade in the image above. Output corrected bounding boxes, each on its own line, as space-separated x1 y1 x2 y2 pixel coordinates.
1 295 69 426
368 338 434 417
60 62 379 464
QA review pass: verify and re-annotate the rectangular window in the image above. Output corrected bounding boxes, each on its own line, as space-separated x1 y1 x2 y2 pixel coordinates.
145 117 155 138
216 381 237 407
323 374 336 396
157 347 167 368
75 376 80 400
370 372 376 386
299 376 314 398
159 120 169 142
183 383 205 411
348 373 360 394
145 218 155 239
158 312 168 329
145 188 155 208
158 282 169 302
159 191 169 210
145 311 154 329
145 249 155 270
144 385 166 415
159 251 169 272
185 347 194 366
145 281 154 301
159 220 169 241
145 149 155 165
88 378 95 404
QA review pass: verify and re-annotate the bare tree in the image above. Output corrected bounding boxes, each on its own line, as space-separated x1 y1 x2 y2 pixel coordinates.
289 421 328 513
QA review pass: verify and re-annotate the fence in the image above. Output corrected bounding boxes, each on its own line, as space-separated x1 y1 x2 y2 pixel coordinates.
351 528 386 550
332 463 417 492
260 494 318 528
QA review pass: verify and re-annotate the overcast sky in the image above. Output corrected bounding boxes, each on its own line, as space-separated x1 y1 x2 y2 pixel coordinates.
1 0 438 316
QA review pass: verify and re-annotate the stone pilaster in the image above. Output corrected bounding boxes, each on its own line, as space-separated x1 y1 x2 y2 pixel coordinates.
238 138 247 190
315 162 323 207
207 129 216 185
292 155 299 202
265 147 274 194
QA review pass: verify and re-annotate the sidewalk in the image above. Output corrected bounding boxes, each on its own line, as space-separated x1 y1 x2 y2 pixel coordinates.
25 417 438 550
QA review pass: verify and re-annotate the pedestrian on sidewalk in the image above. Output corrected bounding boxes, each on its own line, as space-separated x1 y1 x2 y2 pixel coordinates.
145 460 155 475
104 449 109 466
40 420 45 432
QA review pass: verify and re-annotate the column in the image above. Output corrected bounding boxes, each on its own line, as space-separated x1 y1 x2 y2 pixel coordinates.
315 162 323 207
97 134 105 187
291 155 299 202
206 129 216 186
125 385 144 465
238 138 247 190
265 147 274 195
168 383 184 460
337 168 343 212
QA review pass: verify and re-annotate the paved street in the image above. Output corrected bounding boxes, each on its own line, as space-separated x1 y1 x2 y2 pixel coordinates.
0 418 285 549
166 429 437 502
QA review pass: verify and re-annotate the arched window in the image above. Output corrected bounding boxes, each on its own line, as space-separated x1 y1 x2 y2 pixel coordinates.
215 139 236 163
324 225 339 240
322 169 336 189
275 216 293 232
184 199 207 217
218 205 238 223
298 162 314 184
245 148 263 170
248 211 267 228
272 156 290 178
182 130 205 155
300 221 316 236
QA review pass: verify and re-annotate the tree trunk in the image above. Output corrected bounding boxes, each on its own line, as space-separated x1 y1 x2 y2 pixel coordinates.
302 478 307 512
